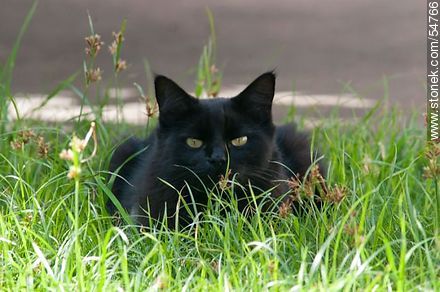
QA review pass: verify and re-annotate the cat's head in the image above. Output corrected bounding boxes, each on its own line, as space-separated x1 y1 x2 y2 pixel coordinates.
154 72 277 185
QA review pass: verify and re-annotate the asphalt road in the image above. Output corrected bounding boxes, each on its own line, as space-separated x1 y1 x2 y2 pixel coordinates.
1 0 425 113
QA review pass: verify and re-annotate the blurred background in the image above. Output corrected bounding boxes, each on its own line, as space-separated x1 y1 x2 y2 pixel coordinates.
1 0 425 124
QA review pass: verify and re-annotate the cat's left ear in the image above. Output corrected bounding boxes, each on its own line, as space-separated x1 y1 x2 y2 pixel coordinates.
232 72 275 123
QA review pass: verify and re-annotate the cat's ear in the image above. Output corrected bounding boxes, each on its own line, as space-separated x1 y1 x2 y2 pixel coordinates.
232 72 275 122
154 75 198 121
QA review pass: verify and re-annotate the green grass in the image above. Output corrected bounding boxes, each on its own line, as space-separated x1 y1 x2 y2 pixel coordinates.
0 4 439 291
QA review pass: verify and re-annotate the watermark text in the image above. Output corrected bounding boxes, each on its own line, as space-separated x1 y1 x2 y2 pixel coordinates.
428 0 440 141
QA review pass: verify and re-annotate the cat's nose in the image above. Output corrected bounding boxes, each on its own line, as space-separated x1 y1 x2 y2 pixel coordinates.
208 155 226 166
208 149 226 166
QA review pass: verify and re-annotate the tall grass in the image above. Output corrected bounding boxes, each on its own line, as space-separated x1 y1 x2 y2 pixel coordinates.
0 4 438 291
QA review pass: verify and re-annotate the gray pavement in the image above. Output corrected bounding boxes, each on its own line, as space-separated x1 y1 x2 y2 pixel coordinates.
1 0 425 116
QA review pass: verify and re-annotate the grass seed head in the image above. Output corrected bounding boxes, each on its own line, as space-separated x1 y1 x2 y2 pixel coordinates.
115 59 127 72
36 136 49 157
10 130 49 157
153 273 168 290
325 185 348 203
112 31 124 44
67 165 81 180
344 224 358 236
85 34 104 57
279 198 293 218
218 169 232 191
85 68 103 84
108 41 118 55
145 95 159 118
18 130 35 143
60 122 97 180
59 149 74 161
362 155 373 174
287 176 301 199
210 260 220 273
425 141 440 160
10 140 23 150
10 130 36 150
423 141 440 179
69 136 87 153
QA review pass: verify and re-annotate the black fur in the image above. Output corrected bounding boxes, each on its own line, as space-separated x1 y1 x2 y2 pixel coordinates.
107 72 325 226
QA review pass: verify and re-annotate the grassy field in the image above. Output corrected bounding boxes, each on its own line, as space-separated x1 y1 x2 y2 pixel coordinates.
1 5 439 291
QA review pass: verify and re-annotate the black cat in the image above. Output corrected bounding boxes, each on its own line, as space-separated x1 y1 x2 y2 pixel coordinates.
107 72 325 227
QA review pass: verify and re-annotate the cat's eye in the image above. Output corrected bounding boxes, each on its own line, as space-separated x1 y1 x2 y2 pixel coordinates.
186 138 203 148
231 136 248 147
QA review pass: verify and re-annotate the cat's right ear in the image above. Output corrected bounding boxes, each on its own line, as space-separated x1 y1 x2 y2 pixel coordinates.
154 75 198 121
232 72 275 123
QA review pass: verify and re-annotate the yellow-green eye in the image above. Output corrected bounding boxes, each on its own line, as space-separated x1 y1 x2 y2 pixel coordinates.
231 136 248 147
186 138 203 148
